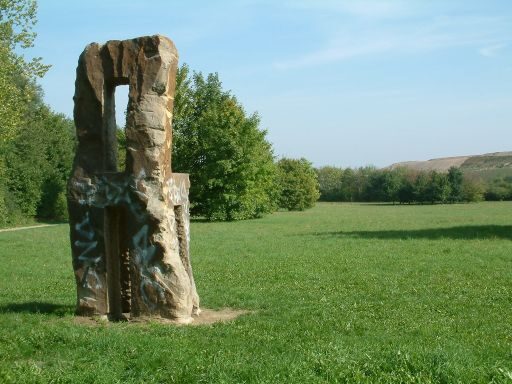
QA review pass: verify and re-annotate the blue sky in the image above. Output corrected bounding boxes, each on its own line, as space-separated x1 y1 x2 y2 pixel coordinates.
30 0 512 167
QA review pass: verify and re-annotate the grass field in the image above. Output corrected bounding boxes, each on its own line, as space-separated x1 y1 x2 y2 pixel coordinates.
0 202 511 383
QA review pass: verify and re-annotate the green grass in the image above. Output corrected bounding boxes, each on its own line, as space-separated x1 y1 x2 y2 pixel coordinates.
1 202 511 383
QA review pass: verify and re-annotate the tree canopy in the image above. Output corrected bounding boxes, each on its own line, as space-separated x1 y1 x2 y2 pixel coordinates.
1 3 323 225
315 165 486 204
0 0 49 146
171 65 279 221
0 0 70 226
277 158 320 211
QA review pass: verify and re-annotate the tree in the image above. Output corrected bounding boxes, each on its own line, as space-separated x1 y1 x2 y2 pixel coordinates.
447 166 464 203
340 167 357 202
398 178 415 204
414 171 430 204
316 166 343 201
116 128 127 170
0 0 50 224
5 102 74 219
364 169 386 202
0 0 49 145
277 158 320 211
461 178 485 202
485 177 512 201
426 171 451 204
383 168 406 203
354 166 375 201
172 65 278 221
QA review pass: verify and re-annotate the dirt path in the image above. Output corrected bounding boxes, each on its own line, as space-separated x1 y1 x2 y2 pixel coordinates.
0 224 60 233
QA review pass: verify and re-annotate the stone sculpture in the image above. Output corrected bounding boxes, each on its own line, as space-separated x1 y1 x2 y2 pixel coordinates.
67 35 199 323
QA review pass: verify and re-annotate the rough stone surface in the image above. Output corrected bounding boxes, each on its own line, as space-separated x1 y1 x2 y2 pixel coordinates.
67 35 199 323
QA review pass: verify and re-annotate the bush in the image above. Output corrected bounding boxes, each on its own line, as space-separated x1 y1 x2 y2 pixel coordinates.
484 178 512 201
277 158 320 211
4 105 74 220
461 179 485 202
0 180 25 227
0 183 8 227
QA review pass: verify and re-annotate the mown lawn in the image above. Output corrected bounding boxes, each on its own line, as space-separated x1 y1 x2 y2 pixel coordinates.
0 202 511 383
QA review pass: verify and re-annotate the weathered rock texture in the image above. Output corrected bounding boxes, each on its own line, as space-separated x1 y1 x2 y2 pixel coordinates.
67 35 199 323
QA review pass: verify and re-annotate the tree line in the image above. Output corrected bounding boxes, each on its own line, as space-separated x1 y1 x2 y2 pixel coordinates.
483 176 512 201
122 64 320 220
120 65 320 220
316 165 496 204
0 1 74 226
0 1 320 226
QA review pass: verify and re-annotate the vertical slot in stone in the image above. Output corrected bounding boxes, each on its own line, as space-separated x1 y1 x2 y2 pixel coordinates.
105 206 122 320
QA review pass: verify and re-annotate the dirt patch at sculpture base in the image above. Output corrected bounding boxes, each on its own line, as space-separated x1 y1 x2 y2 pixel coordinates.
192 308 252 325
73 308 252 326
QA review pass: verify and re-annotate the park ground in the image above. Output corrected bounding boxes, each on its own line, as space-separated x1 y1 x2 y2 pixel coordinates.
0 202 511 383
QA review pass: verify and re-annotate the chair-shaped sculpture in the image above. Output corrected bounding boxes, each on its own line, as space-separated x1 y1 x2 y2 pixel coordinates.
67 35 199 323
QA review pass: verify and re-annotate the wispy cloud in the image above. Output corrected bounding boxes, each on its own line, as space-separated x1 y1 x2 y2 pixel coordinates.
285 0 409 19
274 38 392 69
479 43 507 57
274 5 512 70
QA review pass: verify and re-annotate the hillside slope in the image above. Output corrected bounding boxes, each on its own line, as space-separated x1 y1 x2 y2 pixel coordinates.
389 151 512 180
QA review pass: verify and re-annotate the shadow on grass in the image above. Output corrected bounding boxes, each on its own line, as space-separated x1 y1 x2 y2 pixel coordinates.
356 203 445 206
313 225 512 240
0 301 73 316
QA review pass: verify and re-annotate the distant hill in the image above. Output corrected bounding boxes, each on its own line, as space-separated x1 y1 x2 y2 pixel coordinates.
388 151 512 181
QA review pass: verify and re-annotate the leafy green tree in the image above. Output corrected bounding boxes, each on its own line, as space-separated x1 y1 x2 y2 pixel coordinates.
364 169 386 202
0 0 49 146
0 43 25 146
384 168 406 203
461 178 485 202
0 183 10 225
116 128 126 170
354 166 376 201
0 0 49 224
447 166 464 203
398 178 415 204
172 65 278 220
414 171 430 204
340 167 357 202
364 168 403 203
5 102 74 219
5 123 46 216
426 171 451 204
316 166 343 201
484 177 512 201
35 108 75 219
277 158 320 211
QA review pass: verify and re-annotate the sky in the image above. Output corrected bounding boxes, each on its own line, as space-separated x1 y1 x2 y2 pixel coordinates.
28 0 512 167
